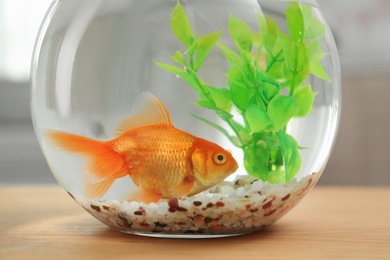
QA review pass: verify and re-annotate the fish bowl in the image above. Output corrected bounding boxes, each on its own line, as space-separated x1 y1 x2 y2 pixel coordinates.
31 0 341 238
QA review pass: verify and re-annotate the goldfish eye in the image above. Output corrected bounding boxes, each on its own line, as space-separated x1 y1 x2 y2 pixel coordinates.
213 153 226 165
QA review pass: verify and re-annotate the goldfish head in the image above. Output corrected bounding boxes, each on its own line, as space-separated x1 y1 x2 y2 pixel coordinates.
191 138 238 187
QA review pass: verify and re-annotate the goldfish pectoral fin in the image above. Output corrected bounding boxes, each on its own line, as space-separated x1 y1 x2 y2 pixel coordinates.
115 92 172 137
171 178 194 198
128 187 162 204
85 179 115 198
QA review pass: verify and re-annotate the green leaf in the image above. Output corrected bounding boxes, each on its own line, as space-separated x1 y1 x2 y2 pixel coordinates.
276 131 301 182
244 142 269 181
305 18 326 40
195 30 223 71
266 56 284 80
262 82 280 102
192 114 241 147
207 85 232 112
281 36 309 74
245 104 273 133
310 60 330 81
216 110 234 121
171 51 187 66
300 4 312 23
170 1 193 47
228 15 253 52
258 14 279 37
286 3 304 44
293 85 316 117
305 40 330 81
255 70 280 102
258 14 281 54
195 100 215 110
267 95 299 131
155 62 201 92
227 67 252 111
268 170 286 184
217 42 243 65
185 33 199 55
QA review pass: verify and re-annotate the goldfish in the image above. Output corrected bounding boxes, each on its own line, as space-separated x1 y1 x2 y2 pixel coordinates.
47 92 238 203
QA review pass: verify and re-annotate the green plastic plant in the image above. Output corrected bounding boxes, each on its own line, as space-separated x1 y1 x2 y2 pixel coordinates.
156 1 330 183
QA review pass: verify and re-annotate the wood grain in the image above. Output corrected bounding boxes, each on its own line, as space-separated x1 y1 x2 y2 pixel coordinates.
0 186 389 260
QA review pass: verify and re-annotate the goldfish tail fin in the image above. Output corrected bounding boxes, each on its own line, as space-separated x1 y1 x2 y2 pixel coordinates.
46 130 130 198
85 179 115 198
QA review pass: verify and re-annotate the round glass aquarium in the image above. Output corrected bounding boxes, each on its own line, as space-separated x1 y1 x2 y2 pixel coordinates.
31 0 341 238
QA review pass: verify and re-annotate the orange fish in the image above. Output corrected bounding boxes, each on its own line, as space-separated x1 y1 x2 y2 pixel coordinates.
47 92 238 203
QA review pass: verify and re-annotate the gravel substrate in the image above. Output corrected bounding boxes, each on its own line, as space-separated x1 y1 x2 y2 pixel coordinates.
76 172 320 237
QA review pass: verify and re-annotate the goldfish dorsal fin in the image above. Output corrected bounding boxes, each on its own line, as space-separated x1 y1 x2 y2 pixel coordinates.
115 92 172 137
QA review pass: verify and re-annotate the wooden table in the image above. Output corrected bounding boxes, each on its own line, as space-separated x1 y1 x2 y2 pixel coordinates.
1 186 389 259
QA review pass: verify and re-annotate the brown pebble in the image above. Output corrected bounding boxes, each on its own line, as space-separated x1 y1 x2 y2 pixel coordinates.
210 224 224 231
193 201 202 206
134 211 143 216
204 217 213 223
234 179 247 187
90 204 101 212
102 205 110 210
207 203 214 208
282 194 291 201
177 207 187 212
168 198 179 208
262 200 272 209
155 222 167 228
139 222 150 227
118 215 133 228
216 201 225 207
264 209 277 216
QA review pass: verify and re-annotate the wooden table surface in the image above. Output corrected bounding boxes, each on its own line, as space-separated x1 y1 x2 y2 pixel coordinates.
0 186 389 260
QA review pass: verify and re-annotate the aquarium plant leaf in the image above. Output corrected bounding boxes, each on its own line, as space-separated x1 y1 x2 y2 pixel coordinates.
276 131 301 182
206 85 232 113
171 1 193 47
244 142 270 180
155 62 201 92
258 14 281 55
192 114 241 147
267 95 299 131
218 42 244 66
185 33 199 56
195 30 223 71
245 104 273 133
171 51 187 66
228 15 253 53
268 170 287 184
304 18 326 40
261 82 280 103
293 85 316 117
286 3 304 44
310 60 330 81
228 71 252 111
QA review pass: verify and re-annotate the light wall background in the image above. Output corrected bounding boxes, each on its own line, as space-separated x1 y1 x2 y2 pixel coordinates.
0 0 389 185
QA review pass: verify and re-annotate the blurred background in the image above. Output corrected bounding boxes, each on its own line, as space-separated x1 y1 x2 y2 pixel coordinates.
0 0 389 185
